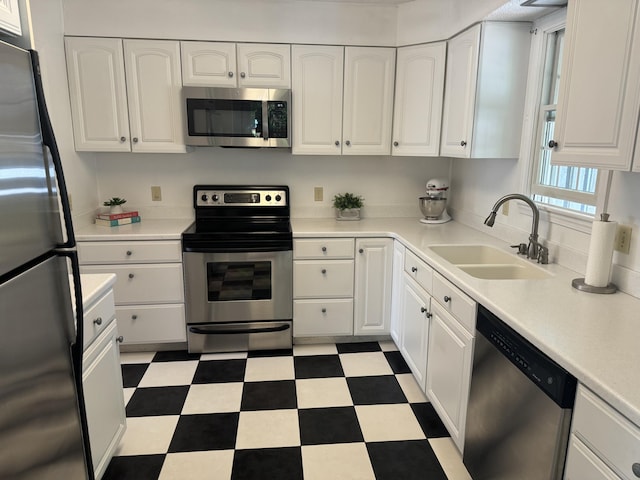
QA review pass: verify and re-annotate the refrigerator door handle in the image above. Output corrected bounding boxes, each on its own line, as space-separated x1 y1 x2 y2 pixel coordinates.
30 49 76 249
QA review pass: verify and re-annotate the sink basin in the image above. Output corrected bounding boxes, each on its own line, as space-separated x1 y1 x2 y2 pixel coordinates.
428 244 552 280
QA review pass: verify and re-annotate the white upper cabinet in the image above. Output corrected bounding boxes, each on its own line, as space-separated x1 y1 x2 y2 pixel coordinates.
440 22 532 158
65 37 188 153
392 43 446 157
0 0 21 36
292 45 395 155
123 40 187 153
342 47 396 155
181 41 291 88
551 0 640 171
65 37 131 152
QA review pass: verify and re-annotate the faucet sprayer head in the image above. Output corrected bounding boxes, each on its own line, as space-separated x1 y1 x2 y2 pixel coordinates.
484 211 497 227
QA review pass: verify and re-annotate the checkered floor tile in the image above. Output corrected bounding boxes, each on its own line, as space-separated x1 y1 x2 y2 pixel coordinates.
107 341 471 480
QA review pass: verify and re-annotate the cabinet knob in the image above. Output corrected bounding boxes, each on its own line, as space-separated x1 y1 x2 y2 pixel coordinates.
128 273 135 279
420 307 427 313
228 71 234 78
345 140 351 146
632 463 640 477
460 140 467 147
120 136 126 143
321 269 327 274
93 317 102 326
131 314 138 320
426 312 433 318
240 72 246 78
548 140 558 148
116 336 124 343
335 140 340 146
411 266 418 273
322 246 327 252
321 308 327 313
126 250 132 256
444 295 451 303
359 248 364 254
132 137 139 143
393 141 399 147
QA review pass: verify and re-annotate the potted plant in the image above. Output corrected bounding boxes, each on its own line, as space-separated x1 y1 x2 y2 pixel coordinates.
333 192 364 221
103 197 127 214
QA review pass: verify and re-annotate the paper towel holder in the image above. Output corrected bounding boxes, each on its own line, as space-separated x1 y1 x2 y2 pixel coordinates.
571 278 617 294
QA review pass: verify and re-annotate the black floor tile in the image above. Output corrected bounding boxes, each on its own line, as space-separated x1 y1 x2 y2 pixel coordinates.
241 380 297 411
411 402 450 438
367 440 448 480
336 341 381 354
102 454 165 480
152 350 201 362
248 348 293 358
121 363 149 388
168 413 239 452
384 350 412 374
347 375 407 405
126 386 189 417
231 447 303 480
299 406 363 445
294 355 344 379
192 359 246 384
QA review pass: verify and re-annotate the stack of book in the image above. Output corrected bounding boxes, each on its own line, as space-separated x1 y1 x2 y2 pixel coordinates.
95 210 141 227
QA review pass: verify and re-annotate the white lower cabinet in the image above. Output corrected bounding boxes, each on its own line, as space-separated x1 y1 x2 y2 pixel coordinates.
389 241 406 345
399 275 431 390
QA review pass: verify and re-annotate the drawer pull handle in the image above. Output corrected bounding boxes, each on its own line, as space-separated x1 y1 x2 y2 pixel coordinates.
426 312 433 318
321 269 327 274
93 317 102 326
322 246 327 252
131 314 138 320
444 295 451 303
126 250 132 256
128 273 135 279
116 336 124 343
420 307 427 313
411 266 418 273
321 308 327 313
359 248 364 254
633 463 640 477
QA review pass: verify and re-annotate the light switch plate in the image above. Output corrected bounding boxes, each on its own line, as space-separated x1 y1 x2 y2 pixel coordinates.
151 186 162 201
614 224 632 254
314 187 323 202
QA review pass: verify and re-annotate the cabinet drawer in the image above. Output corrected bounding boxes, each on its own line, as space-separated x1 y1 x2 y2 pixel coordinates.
432 272 476 334
572 384 640 479
565 434 622 480
294 238 355 259
404 249 433 294
78 240 182 264
294 299 354 337
81 264 184 304
294 260 354 298
116 304 186 344
83 289 116 349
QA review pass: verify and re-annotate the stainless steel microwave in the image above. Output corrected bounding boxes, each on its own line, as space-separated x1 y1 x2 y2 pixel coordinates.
183 87 291 148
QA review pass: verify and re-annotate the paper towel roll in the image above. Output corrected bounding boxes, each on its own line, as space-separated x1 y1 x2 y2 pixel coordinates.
585 216 617 287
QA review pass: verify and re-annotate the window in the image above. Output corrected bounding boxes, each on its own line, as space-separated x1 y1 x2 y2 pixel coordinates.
529 23 599 216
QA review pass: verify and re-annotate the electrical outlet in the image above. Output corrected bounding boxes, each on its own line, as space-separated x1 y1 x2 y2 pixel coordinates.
314 187 323 202
151 186 162 201
502 202 509 215
614 224 632 254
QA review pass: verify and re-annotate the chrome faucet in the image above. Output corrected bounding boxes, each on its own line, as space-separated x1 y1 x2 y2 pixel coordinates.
484 194 549 264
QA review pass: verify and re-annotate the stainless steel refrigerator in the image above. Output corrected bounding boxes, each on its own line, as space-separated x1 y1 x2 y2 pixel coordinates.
0 40 92 479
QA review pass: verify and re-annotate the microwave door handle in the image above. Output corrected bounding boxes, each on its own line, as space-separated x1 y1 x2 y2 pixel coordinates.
262 100 269 142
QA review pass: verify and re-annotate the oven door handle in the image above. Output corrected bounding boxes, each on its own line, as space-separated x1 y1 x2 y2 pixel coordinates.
188 324 291 335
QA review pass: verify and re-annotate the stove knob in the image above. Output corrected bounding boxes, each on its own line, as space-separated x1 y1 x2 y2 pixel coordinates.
201 194 208 202
275 194 282 202
212 194 219 202
265 195 272 202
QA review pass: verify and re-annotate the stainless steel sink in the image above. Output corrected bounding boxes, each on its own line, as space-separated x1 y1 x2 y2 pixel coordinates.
428 244 552 280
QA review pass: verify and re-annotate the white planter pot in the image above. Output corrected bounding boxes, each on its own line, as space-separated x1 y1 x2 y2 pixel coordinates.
335 208 361 221
109 205 124 214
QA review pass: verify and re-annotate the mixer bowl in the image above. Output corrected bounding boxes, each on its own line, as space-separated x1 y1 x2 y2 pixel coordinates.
419 196 447 219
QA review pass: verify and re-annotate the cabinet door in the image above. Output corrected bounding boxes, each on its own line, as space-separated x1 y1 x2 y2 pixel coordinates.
426 302 474 452
65 37 131 152
564 435 622 480
440 24 481 158
354 238 393 335
390 241 406 346
392 43 446 157
237 43 291 88
83 320 126 480
399 276 430 390
342 47 396 155
291 45 344 155
0 0 21 36
123 39 188 153
552 0 640 170
181 41 237 87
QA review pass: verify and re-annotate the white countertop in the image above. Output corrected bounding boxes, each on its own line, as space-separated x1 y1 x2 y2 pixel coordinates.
293 217 640 426
71 273 117 312
75 218 193 241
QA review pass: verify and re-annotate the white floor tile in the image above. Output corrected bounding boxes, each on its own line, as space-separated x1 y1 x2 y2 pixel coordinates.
293 343 338 356
137 361 199 387
429 437 472 480
296 378 353 409
119 351 156 364
123 387 136 406
114 416 179 456
200 351 248 361
181 383 243 414
378 340 399 352
339 352 394 377
159 450 234 480
355 404 426 442
244 356 295 382
396 373 428 403
235 409 300 449
301 443 375 480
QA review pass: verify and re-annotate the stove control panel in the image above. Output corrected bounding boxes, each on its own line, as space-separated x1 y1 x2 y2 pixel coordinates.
196 189 288 207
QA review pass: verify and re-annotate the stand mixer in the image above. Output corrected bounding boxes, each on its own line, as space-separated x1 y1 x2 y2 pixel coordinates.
419 178 451 224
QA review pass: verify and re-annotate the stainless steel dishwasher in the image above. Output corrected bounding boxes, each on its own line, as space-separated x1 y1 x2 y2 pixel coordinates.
463 305 577 480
